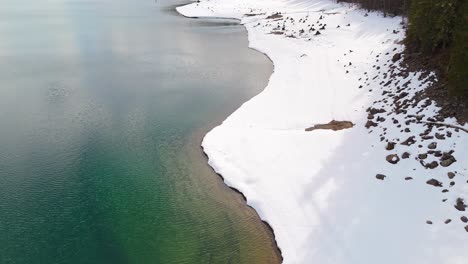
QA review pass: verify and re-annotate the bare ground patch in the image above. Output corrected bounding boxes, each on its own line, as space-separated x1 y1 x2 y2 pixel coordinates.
305 120 354 131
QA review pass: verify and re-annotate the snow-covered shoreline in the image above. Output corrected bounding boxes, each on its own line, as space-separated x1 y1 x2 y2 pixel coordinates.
177 0 468 263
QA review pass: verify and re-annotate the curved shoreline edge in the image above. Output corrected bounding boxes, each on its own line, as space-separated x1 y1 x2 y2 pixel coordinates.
200 145 284 261
177 0 468 263
176 4 283 261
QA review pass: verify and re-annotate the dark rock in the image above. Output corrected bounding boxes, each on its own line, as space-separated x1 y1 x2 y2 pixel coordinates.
376 174 386 180
386 154 400 164
440 158 455 167
448 172 456 179
402 152 410 159
386 142 396 150
391 53 401 62
421 135 434 140
428 142 437 149
465 225 468 232
426 179 443 187
405 177 413 180
425 161 439 169
377 116 386 122
367 107 386 115
435 133 446 140
426 220 433 225
455 198 467 211
314 30 321 35
418 153 428 160
442 189 449 193
365 120 378 128
401 136 416 146
461 216 468 223
444 219 452 224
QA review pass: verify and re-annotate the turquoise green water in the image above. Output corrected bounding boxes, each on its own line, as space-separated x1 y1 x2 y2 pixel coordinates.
0 0 280 263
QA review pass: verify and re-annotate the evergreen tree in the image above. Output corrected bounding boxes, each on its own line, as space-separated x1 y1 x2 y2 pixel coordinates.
448 0 468 95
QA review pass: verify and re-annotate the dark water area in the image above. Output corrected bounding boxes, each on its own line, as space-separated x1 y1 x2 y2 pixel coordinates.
0 0 279 263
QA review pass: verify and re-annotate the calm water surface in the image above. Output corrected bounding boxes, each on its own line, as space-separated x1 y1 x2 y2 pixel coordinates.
0 0 280 263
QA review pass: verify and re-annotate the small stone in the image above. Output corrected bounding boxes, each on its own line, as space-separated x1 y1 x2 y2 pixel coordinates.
365 120 378 128
435 133 445 140
401 136 416 146
440 159 455 167
386 154 400 164
418 153 428 160
455 198 467 211
461 216 468 223
448 172 456 179
375 174 386 180
450 181 455 187
426 179 443 187
391 53 401 62
405 177 413 180
377 116 386 122
441 152 456 162
425 161 439 169
426 220 433 225
442 189 449 193
402 152 410 159
367 107 386 115
386 142 396 150
445 219 452 224
428 142 437 149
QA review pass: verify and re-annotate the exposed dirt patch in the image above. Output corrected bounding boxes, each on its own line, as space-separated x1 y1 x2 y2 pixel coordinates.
266 13 283 20
244 13 265 17
305 120 354 132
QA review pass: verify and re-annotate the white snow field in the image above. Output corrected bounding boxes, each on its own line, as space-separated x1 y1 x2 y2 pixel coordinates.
177 0 468 263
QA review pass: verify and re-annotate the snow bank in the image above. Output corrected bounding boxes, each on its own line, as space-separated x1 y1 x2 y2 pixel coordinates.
177 0 468 263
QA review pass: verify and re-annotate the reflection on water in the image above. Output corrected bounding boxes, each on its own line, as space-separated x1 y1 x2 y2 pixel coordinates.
0 0 280 263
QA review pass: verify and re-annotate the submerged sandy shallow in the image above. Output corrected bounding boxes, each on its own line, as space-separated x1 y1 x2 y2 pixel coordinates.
177 0 468 263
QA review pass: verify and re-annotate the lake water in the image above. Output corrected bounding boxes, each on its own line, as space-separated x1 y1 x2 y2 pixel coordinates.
0 0 280 263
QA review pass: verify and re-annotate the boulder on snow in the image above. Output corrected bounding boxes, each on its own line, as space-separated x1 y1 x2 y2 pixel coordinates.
426 179 443 187
455 198 467 212
424 161 439 169
448 172 456 179
391 53 402 62
386 142 396 150
386 154 400 164
375 174 386 180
